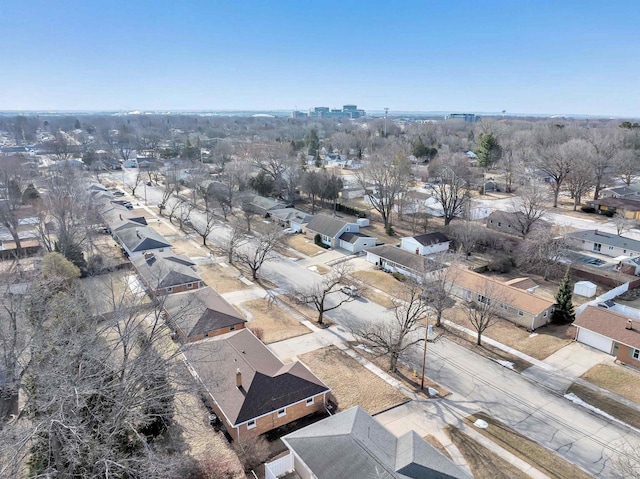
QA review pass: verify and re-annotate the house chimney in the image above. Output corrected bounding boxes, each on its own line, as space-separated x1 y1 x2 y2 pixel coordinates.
626 320 633 330
236 368 242 388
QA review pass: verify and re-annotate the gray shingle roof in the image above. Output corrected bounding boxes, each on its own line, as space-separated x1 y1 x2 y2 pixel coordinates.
132 251 201 290
569 229 640 252
283 406 470 479
115 226 171 253
182 329 329 425
163 287 246 338
306 214 351 237
411 232 450 246
339 231 371 243
366 245 442 274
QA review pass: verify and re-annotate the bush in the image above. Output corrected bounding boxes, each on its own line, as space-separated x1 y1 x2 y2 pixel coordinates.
603 210 615 217
391 272 406 282
335 202 366 218
233 436 270 472
486 256 515 274
580 206 596 214
314 234 330 249
385 224 395 236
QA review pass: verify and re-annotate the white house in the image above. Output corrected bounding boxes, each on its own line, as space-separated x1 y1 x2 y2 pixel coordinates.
365 244 442 282
568 230 640 258
400 232 450 256
305 214 376 253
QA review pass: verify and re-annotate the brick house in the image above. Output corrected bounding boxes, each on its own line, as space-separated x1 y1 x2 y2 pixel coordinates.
450 267 555 330
132 251 204 296
162 287 246 342
574 306 640 368
182 329 330 441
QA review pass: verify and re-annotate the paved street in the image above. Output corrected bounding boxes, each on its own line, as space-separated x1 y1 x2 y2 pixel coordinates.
112 171 640 478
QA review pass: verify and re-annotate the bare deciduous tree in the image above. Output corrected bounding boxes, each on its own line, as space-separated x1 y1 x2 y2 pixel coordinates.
350 279 428 373
461 280 503 346
233 225 283 280
512 181 549 237
293 262 357 325
421 260 457 327
355 145 413 229
221 222 247 265
192 208 216 246
428 153 471 226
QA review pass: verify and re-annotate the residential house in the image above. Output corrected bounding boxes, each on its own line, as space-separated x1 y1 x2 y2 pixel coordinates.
339 185 365 200
113 225 171 258
619 257 640 276
400 232 450 256
485 210 549 237
305 214 377 253
163 287 246 342
365 244 442 282
265 405 470 479
267 208 314 232
246 195 292 217
132 251 204 296
574 306 640 368
588 197 640 219
450 267 555 330
568 230 640 258
599 186 640 199
182 329 330 441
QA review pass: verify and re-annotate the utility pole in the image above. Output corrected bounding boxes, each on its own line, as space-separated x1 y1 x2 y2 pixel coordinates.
384 107 389 137
421 313 432 390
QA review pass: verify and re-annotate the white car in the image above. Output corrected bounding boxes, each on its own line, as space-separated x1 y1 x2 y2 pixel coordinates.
340 285 360 297
283 228 298 235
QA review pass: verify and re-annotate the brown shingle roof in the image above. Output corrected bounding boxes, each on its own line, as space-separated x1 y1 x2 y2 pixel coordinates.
163 287 246 338
451 267 554 315
182 329 329 426
574 306 640 349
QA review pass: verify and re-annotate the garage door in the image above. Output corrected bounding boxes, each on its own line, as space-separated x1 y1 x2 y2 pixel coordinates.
577 328 613 354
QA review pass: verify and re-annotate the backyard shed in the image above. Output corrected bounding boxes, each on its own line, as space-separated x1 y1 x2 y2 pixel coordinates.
574 281 597 298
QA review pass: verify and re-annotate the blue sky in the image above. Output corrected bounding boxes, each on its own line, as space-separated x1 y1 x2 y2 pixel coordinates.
1 0 638 116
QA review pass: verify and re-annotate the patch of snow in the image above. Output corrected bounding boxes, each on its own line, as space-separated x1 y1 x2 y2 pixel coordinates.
564 393 640 433
474 419 488 429
494 359 515 370
356 344 373 353
427 387 439 397
308 266 318 272
529 333 539 338
218 262 228 268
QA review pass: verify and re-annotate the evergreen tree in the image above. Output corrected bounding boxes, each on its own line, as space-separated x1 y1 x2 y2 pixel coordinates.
553 268 575 323
476 132 502 168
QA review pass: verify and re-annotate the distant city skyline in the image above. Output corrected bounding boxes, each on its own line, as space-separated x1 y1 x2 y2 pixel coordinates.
1 1 638 117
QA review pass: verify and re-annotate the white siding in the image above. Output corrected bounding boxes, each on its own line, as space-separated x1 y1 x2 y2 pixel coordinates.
577 328 613 354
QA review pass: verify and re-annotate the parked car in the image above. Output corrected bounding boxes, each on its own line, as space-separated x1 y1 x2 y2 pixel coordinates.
340 285 360 297
113 190 125 197
146 181 152 186
124 204 134 210
97 227 110 234
283 227 298 235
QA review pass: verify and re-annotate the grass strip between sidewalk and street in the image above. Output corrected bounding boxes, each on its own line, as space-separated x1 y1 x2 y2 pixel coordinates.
464 412 593 479
566 382 640 431
446 426 529 479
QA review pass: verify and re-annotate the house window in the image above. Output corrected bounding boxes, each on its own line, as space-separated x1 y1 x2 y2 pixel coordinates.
187 283 193 289
518 311 524 316
229 325 236 331
624 250 627 254
507 224 511 228
306 398 314 406
247 420 256 430
277 408 286 418
490 220 493 224
322 235 330 243
498 222 502 227
477 294 491 305
632 348 640 360
167 287 173 293
593 243 602 252
543 311 548 317
608 246 614 251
